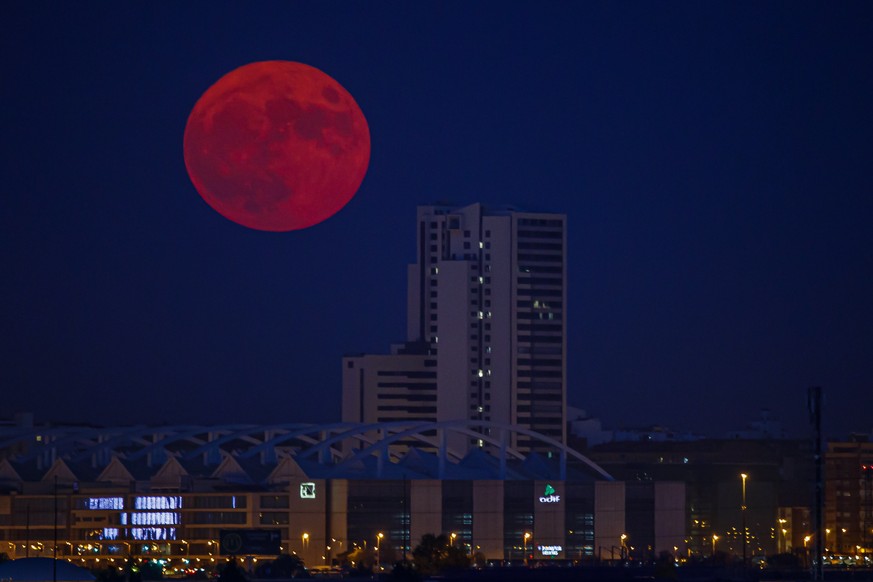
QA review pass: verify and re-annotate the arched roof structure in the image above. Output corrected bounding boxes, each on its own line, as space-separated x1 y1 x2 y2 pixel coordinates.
0 421 612 482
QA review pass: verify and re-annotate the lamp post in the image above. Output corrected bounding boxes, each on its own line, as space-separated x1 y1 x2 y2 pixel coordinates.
620 534 628 560
804 535 812 568
523 532 531 565
711 534 719 558
740 473 748 567
376 532 383 570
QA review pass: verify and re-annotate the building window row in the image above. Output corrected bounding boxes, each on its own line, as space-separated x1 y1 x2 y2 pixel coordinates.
516 288 562 298
376 382 437 390
377 405 437 413
517 230 563 239
376 394 437 402
516 276 563 286
516 335 563 344
517 254 563 263
517 218 563 227
518 265 562 274
517 242 563 251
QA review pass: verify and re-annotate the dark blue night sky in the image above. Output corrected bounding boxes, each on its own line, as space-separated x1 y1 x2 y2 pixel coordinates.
2 2 871 437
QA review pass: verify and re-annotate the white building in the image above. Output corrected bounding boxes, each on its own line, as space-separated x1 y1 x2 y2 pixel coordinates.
343 203 566 455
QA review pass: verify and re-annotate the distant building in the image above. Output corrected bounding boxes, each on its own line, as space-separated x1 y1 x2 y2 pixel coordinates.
343 203 567 455
0 422 686 567
722 409 788 441
567 407 615 448
825 434 873 554
585 437 814 559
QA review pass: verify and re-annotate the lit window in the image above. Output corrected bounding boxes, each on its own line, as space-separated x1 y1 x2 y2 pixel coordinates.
479 241 484 249
477 369 484 377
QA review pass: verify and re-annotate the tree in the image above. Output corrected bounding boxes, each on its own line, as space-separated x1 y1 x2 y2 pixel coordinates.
140 561 164 581
653 551 677 579
217 558 247 582
343 546 377 574
411 534 470 577
254 554 307 578
92 566 124 582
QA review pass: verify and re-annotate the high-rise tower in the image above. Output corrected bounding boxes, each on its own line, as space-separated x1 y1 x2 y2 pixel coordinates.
343 203 566 454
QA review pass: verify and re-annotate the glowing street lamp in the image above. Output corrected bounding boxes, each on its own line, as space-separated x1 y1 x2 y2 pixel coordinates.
711 535 719 557
804 535 812 566
302 533 310 549
376 532 384 570
450 532 457 546
523 532 531 565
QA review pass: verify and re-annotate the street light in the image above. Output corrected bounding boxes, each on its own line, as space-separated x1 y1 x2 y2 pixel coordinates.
376 532 384 570
523 532 531 565
620 534 628 560
450 532 457 547
740 473 748 567
804 535 812 567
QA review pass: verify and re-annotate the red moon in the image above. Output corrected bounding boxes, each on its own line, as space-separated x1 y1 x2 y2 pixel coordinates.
183 61 370 231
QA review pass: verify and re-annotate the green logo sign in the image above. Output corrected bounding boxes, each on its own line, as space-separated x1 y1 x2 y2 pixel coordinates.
539 483 560 503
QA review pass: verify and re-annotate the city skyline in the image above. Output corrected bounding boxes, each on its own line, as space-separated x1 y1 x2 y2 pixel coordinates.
3 2 872 438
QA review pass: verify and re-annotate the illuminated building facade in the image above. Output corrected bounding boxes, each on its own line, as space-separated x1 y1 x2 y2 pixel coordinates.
343 203 567 454
825 436 873 556
585 437 815 559
0 422 685 569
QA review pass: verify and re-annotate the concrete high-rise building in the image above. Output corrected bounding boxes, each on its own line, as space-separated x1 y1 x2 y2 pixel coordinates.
343 203 567 454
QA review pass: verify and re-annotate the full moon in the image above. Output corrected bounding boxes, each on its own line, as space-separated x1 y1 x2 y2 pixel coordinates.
183 61 370 231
